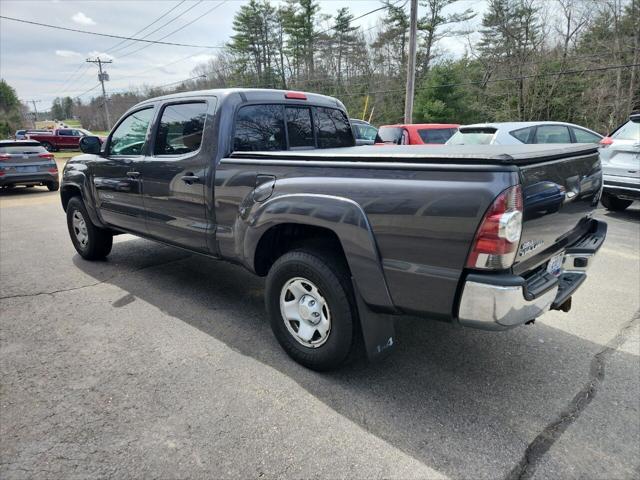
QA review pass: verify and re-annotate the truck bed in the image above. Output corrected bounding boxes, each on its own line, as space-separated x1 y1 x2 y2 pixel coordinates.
229 143 599 166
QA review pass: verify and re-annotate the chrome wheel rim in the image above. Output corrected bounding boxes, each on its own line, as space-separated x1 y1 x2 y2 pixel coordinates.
280 277 331 348
72 210 89 248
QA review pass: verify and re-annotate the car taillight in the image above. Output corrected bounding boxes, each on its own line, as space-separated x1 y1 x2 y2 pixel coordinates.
39 153 55 160
0 154 10 161
48 167 58 174
599 136 613 147
466 185 523 270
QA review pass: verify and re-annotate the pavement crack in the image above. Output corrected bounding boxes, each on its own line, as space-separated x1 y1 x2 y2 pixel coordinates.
0 255 191 301
506 310 640 480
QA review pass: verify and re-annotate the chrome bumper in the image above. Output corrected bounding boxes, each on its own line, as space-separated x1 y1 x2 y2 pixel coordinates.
457 221 606 331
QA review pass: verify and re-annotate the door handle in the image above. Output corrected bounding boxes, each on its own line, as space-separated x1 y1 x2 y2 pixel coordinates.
181 174 200 185
126 171 140 178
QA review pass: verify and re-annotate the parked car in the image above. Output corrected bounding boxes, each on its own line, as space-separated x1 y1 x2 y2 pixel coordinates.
446 121 603 146
0 140 59 190
14 130 27 140
26 128 94 152
598 112 640 211
377 123 459 145
61 88 606 370
350 119 378 146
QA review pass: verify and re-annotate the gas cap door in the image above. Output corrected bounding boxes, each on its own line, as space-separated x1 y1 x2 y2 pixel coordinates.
253 174 276 202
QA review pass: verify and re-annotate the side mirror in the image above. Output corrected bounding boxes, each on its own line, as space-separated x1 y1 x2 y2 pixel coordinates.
79 136 102 154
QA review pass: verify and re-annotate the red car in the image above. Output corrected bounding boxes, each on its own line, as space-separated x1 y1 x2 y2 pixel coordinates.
377 123 459 145
26 128 95 152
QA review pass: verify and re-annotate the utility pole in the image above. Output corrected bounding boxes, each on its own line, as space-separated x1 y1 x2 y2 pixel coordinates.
86 57 112 129
23 99 41 125
403 0 418 124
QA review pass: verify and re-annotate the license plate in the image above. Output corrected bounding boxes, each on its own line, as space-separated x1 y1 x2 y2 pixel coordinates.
547 252 564 276
16 166 37 173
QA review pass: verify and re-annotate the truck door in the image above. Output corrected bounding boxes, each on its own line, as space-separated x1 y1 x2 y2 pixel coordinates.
92 107 155 235
140 100 212 253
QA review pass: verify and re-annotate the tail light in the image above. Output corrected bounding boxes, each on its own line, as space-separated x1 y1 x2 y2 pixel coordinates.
284 91 307 100
48 167 58 174
599 137 613 147
39 153 55 160
0 154 10 161
466 185 523 270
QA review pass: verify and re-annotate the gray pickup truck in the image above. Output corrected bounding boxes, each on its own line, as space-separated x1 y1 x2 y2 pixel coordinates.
61 89 607 370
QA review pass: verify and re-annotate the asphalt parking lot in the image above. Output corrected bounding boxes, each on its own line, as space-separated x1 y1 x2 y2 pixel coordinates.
1 185 638 480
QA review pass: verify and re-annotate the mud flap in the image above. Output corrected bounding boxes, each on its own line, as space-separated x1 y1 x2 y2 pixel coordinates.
352 279 396 362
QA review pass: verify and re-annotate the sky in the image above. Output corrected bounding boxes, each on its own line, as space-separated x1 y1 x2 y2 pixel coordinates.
0 0 485 112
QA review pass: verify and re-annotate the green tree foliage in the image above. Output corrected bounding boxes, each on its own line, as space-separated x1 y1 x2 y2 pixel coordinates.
0 79 24 138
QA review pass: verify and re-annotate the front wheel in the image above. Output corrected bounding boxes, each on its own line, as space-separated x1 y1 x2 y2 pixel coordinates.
601 192 632 211
265 249 357 371
66 196 113 260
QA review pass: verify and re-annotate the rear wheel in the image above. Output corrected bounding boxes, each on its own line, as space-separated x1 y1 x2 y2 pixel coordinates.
41 141 55 152
601 192 632 211
66 196 113 260
265 248 357 371
47 182 59 192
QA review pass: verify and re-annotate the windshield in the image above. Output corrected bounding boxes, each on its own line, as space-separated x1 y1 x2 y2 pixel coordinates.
446 128 496 145
353 124 378 141
78 128 93 136
378 127 403 144
612 120 640 141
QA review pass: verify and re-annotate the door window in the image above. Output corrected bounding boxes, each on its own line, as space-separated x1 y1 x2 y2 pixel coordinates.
58 129 73 136
109 108 154 156
510 126 534 143
534 125 571 143
233 105 286 151
315 107 354 148
285 107 314 148
572 128 601 143
154 102 207 155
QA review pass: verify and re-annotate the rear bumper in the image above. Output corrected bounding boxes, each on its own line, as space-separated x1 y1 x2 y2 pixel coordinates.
457 219 607 330
603 174 640 200
0 173 58 187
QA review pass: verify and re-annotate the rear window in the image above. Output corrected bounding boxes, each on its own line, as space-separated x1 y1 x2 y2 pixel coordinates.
447 128 496 145
315 107 353 148
418 128 456 144
0 144 47 154
286 106 314 148
612 120 640 141
378 127 403 144
233 105 286 151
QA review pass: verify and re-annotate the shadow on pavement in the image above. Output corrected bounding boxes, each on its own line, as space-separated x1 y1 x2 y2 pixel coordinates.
600 204 640 222
0 186 53 197
73 238 639 479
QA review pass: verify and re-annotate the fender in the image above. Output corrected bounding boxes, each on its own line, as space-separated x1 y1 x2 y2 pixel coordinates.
61 161 108 229
242 193 396 313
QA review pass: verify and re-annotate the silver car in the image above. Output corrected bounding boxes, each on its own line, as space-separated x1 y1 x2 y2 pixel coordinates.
599 113 640 211
446 121 602 145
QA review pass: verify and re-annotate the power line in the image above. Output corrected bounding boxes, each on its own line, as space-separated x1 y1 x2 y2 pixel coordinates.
0 15 224 48
316 0 404 36
117 0 228 59
338 62 640 97
107 0 188 53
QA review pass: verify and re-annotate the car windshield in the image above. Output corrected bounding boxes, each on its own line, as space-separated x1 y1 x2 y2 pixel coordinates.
447 128 496 145
378 127 403 144
78 129 93 136
353 124 378 141
612 120 640 141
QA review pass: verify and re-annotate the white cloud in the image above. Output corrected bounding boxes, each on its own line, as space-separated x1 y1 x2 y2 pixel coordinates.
87 51 115 61
71 12 96 26
55 49 82 58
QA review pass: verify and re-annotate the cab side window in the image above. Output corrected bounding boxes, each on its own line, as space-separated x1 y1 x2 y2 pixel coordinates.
510 126 534 143
534 125 571 143
58 129 73 136
234 105 286 151
109 108 154 156
572 128 601 143
154 102 207 155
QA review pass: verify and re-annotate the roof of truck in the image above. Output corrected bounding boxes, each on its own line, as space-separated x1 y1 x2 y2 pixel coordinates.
134 88 344 109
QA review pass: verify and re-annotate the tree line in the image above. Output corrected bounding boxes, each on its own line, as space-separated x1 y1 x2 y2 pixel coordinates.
9 0 640 135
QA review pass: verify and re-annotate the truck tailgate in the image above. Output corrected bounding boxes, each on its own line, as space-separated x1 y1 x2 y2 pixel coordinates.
513 146 602 273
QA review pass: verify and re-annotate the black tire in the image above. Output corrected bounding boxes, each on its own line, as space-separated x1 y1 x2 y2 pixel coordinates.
601 192 632 211
41 141 55 152
66 196 113 260
47 182 59 192
265 248 357 371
